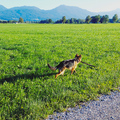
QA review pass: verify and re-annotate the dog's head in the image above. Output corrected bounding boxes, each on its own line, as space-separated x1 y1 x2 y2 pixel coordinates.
75 54 82 62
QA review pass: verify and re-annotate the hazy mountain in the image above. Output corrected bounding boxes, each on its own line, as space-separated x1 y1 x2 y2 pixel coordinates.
46 5 95 20
0 5 120 21
0 5 7 11
98 8 120 18
0 6 42 21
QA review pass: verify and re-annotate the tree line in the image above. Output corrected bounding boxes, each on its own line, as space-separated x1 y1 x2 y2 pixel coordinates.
0 17 24 23
60 14 119 24
0 14 119 24
85 14 119 23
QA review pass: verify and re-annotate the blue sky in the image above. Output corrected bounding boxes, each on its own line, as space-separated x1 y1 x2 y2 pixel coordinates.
0 0 120 12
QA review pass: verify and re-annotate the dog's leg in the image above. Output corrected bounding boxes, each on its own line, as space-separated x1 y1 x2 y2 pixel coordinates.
55 67 66 79
71 67 76 74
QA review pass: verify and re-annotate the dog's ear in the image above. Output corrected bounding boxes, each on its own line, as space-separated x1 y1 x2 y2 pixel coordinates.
75 54 79 57
79 54 82 57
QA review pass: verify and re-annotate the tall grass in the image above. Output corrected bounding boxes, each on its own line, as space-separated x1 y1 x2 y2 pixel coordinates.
0 24 120 119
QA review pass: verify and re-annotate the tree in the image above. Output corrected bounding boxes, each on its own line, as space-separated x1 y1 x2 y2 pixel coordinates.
55 19 62 24
19 17 24 23
91 15 100 23
105 15 109 23
66 19 70 24
117 19 120 23
96 15 100 23
70 18 75 24
100 15 109 23
100 15 106 23
8 20 18 23
112 14 118 23
48 19 53 23
85 15 92 24
62 16 66 24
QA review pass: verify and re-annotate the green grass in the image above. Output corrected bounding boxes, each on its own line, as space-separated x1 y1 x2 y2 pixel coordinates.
0 24 120 119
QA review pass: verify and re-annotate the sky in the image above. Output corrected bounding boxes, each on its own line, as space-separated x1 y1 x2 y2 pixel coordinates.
0 0 120 12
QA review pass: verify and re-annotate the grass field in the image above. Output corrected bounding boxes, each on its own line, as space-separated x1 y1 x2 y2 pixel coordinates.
0 23 120 119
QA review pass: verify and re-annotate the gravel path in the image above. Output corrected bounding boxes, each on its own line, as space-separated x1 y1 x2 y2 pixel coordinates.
46 90 120 120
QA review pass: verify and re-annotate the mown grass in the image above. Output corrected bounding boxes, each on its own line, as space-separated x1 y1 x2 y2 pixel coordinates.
0 24 120 119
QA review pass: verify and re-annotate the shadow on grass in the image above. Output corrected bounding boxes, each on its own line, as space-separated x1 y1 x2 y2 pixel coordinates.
0 72 56 84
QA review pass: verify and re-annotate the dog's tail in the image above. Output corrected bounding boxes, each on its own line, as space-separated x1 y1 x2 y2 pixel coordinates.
48 64 57 71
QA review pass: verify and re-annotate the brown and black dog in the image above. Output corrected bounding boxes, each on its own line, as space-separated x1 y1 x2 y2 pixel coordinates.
48 54 82 78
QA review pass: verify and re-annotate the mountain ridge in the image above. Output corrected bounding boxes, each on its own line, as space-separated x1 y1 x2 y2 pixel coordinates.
0 5 120 21
0 5 7 11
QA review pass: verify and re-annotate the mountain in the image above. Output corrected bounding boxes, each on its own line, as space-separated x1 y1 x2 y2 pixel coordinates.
0 5 120 21
0 5 7 11
0 6 42 21
0 5 95 21
46 5 95 20
98 8 120 18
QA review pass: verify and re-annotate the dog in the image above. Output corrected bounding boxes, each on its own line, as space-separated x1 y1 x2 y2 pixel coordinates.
48 54 82 78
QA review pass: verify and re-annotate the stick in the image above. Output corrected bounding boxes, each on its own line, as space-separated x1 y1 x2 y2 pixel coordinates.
81 61 95 67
